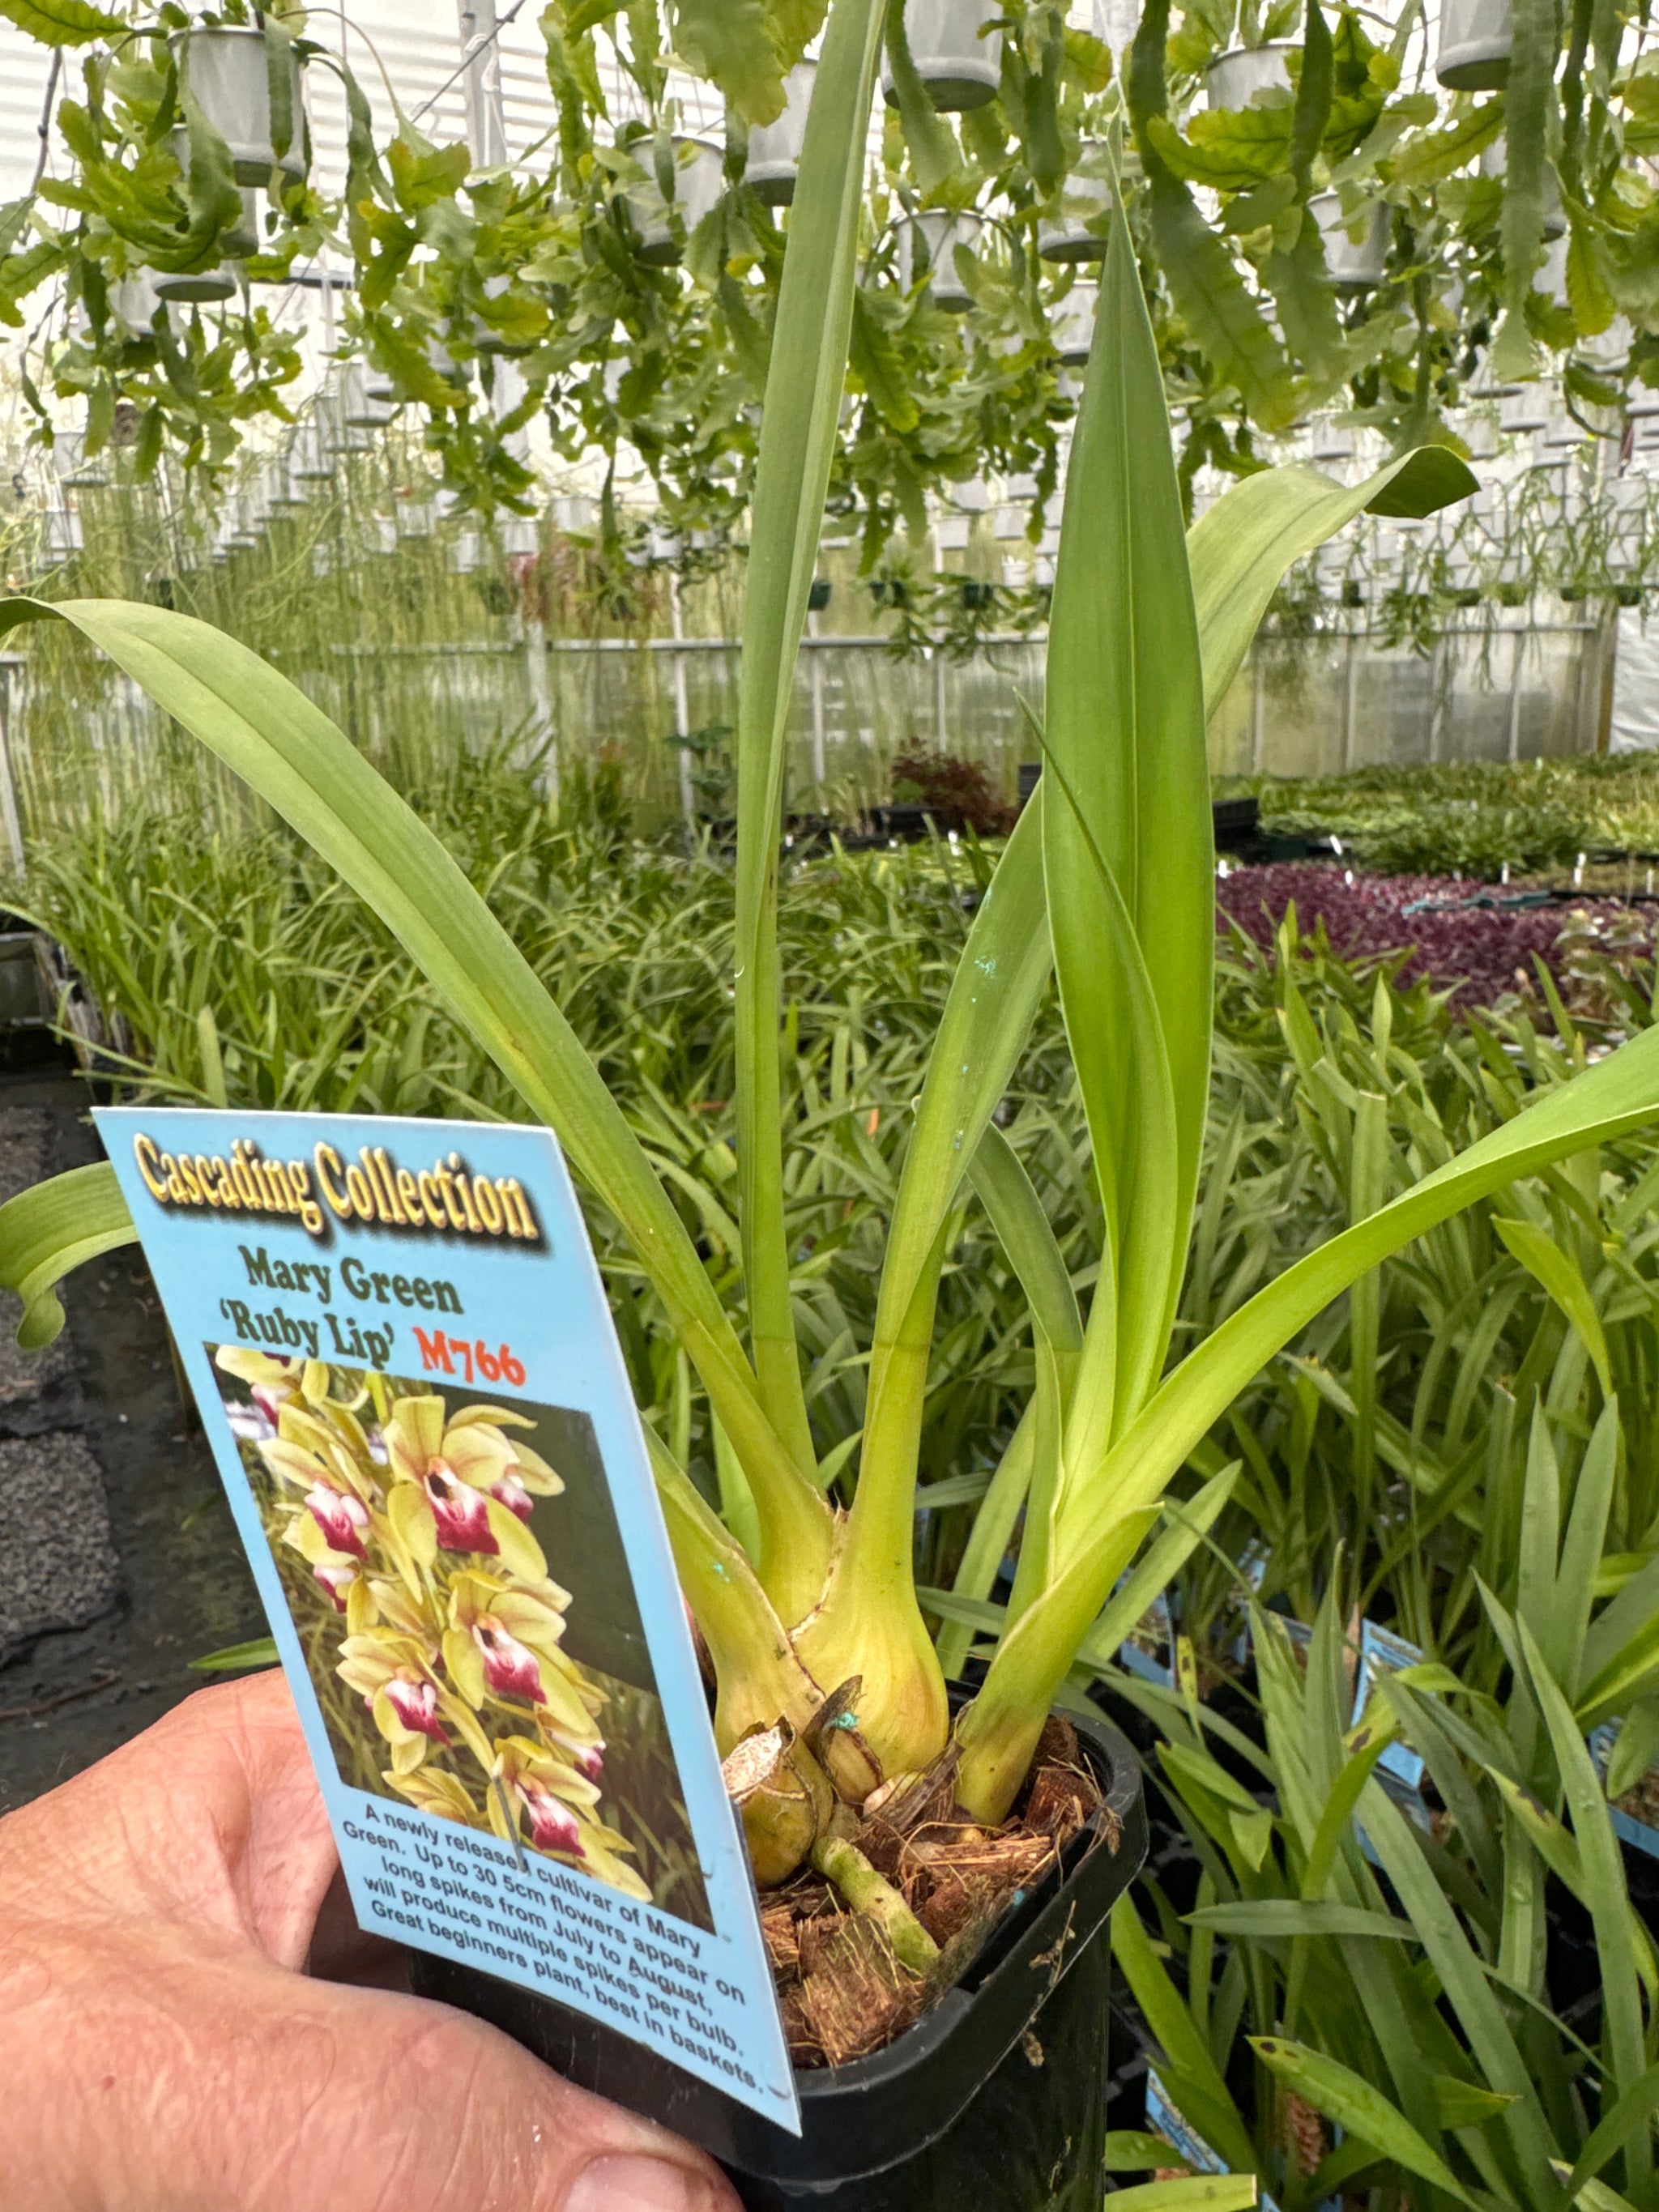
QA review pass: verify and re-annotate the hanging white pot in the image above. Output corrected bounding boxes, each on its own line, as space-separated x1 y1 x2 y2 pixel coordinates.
288 423 335 482
264 454 304 509
228 491 262 548
1311 193 1388 289
1038 159 1111 262
1500 385 1549 435
44 509 83 560
108 271 162 332
1436 0 1511 90
1309 416 1355 462
155 255 237 303
1478 135 1563 238
336 361 397 430
1581 315 1634 371
53 433 107 490
897 208 983 308
744 61 816 205
169 23 307 185
881 0 1003 113
627 136 726 265
1539 234 1570 306
1051 278 1098 366
1205 41 1298 108
554 494 595 533
156 151 255 300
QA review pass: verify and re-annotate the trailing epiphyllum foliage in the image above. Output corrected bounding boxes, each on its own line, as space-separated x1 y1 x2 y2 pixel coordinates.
10 0 1659 531
6 0 1659 1888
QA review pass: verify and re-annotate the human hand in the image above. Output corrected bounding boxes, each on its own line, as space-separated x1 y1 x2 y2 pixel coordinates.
0 1668 742 2212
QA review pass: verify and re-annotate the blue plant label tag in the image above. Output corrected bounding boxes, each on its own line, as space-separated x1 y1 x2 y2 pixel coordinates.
1144 2072 1286 2210
96 1106 800 2133
1591 1720 1659 1860
1350 1620 1429 1797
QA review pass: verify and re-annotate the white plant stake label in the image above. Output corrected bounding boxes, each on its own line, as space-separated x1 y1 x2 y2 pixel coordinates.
97 1106 800 2132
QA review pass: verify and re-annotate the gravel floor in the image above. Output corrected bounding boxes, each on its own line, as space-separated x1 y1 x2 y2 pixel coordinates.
0 1072 265 1813
0 1431 117 1660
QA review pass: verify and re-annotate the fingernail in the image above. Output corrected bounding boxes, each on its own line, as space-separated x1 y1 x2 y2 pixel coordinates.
566 2154 718 2212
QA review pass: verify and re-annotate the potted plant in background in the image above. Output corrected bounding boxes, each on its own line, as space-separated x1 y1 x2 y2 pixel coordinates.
6 4 1659 2207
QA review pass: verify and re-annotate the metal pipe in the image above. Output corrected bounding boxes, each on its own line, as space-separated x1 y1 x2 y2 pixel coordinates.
456 0 509 168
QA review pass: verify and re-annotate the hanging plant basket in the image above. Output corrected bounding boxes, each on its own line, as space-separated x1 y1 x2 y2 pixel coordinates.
897 210 984 309
1436 0 1512 90
626 136 726 266
410 1709 1144 2212
1478 133 1564 237
881 0 1003 113
1038 160 1111 264
1311 194 1389 291
156 139 255 301
1205 41 1298 109
1051 279 1098 367
168 23 307 185
745 62 817 206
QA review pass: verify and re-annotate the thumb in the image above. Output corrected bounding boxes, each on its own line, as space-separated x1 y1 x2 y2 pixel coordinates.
217 1969 744 2212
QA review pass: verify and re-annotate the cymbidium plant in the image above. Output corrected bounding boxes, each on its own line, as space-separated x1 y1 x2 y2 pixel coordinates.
7 0 1659 1911
216 1344 647 1894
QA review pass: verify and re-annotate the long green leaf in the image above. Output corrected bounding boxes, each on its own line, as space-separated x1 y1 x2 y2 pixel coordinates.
1494 1214 1613 1400
1546 1397 1620 1697
1111 1892 1258 2173
1107 2182 1258 2210
1188 449 1479 721
1563 2066 1659 2203
732 0 886 1476
968 1123 1082 1357
963 1017 1659 1817
0 595 831 1622
808 799 1050 1707
1072 1469 1238 1675
1354 1780 1560 2186
1190 1902 1416 1941
0 1161 137 1347
1553 2167 1642 2212
1044 187 1210 1444
1249 2037 1478 2206
1521 1616 1653 2192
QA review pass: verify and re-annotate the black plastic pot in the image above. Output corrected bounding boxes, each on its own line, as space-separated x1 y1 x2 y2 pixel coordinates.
870 802 934 842
412 1709 1145 2210
1211 795 1261 859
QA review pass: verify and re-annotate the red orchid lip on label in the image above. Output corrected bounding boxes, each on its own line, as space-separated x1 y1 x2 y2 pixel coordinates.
98 1104 800 2133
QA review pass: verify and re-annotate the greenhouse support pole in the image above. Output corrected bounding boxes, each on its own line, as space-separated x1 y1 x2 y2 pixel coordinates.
525 622 557 805
1427 633 1448 764
1507 617 1529 764
456 0 509 168
669 572 695 823
808 612 828 789
0 661 24 876
1341 629 1359 770
934 650 948 752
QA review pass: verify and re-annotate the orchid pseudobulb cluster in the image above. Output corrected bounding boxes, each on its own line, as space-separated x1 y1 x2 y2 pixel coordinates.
217 1346 650 1900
